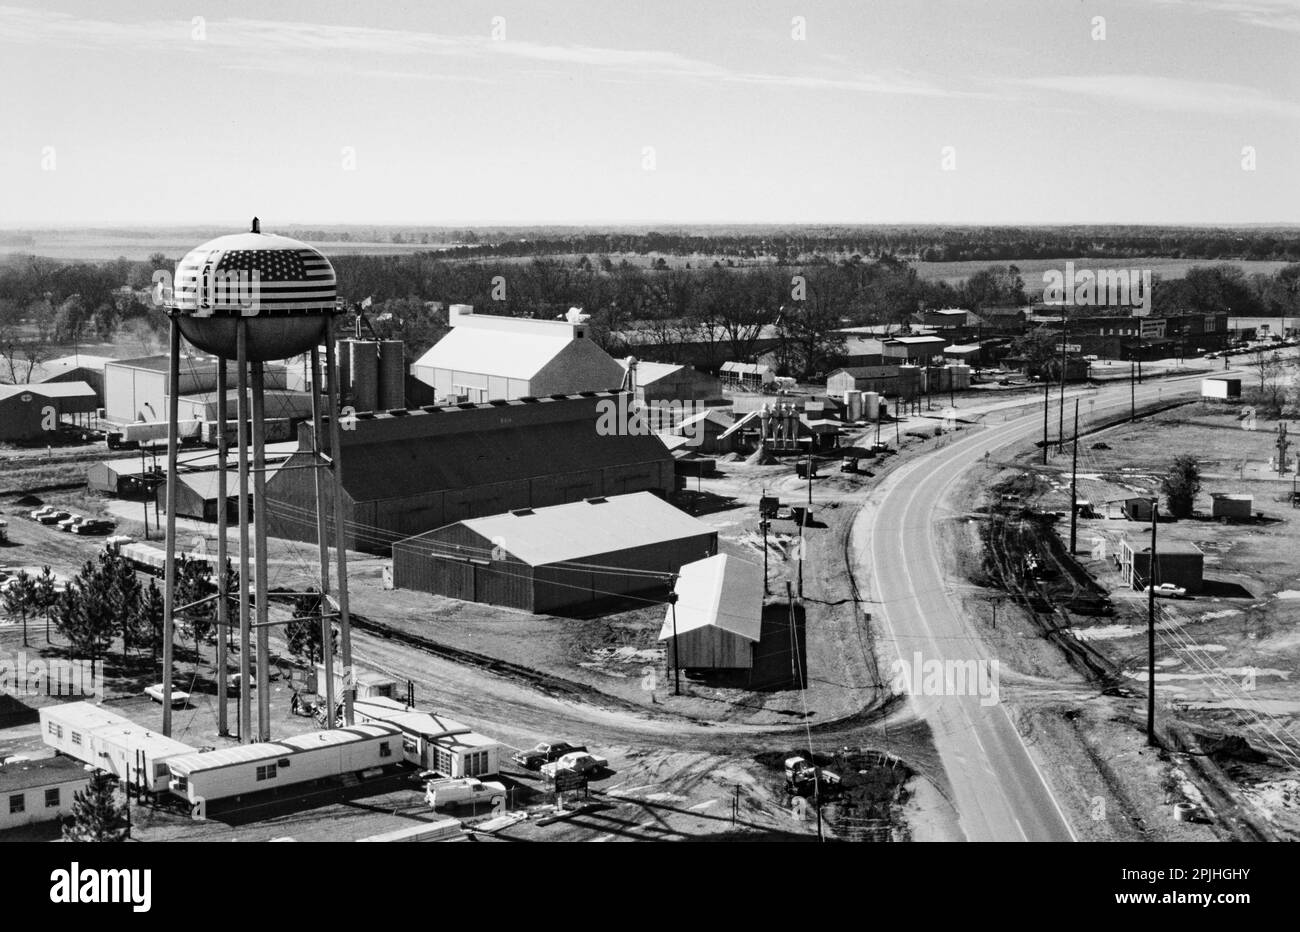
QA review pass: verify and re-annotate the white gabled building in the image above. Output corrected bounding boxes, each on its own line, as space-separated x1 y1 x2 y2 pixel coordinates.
410 305 625 403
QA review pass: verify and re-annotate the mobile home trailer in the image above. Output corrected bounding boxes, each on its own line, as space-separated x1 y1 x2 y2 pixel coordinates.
166 723 403 808
39 702 195 793
353 697 502 778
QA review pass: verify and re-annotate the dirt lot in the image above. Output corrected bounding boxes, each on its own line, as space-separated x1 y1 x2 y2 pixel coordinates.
944 402 1300 839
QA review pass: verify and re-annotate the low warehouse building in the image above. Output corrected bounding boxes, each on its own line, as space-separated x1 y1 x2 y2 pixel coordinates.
409 305 623 403
1118 534 1205 593
1210 493 1253 520
103 354 288 423
0 757 91 833
156 470 247 522
621 359 724 405
659 554 763 669
392 492 717 614
353 697 502 778
0 383 98 441
266 391 676 554
37 354 115 406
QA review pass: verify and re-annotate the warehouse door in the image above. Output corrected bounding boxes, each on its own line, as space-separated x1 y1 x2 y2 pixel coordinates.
442 562 474 601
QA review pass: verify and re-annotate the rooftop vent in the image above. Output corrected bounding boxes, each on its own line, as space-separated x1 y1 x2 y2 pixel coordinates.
510 508 534 516
585 497 608 505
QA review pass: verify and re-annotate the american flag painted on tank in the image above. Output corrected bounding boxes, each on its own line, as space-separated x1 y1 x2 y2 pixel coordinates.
173 247 336 315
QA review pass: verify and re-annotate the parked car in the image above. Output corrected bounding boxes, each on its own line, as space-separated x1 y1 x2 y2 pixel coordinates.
425 777 507 810
840 457 859 473
784 755 841 789
511 741 587 770
774 506 796 520
37 510 71 525
1146 583 1189 599
72 519 115 535
56 515 85 532
144 684 190 707
29 505 57 520
540 751 609 779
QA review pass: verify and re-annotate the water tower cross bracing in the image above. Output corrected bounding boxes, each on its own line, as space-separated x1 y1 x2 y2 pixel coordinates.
162 218 355 741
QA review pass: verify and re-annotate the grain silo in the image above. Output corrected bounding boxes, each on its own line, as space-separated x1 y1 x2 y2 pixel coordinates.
348 339 380 413
378 340 404 410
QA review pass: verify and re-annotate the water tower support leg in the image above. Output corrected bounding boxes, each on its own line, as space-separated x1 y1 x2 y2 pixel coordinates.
237 320 252 742
251 359 271 741
324 318 355 726
216 358 229 735
161 317 180 735
309 346 336 726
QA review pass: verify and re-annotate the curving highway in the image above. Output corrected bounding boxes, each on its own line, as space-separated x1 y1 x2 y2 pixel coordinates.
852 370 1223 841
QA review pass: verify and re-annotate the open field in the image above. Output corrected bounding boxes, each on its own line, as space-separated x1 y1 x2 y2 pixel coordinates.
957 402 1300 838
913 257 1294 287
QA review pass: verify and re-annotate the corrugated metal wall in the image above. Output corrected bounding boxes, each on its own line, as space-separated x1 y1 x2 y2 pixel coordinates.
378 341 404 410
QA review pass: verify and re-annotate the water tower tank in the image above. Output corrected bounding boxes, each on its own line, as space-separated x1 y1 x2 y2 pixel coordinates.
168 220 338 362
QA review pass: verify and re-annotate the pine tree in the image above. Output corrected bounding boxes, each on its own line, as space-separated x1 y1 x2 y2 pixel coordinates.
2 568 35 646
33 565 58 644
133 578 165 663
54 561 115 665
285 587 336 666
103 551 142 666
62 770 129 842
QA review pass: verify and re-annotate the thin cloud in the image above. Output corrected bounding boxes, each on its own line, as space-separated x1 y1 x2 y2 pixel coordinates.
1018 74 1300 120
0 5 968 99
1143 0 1300 34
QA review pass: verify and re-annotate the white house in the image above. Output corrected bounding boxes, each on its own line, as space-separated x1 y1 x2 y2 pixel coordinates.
0 756 90 833
409 305 625 403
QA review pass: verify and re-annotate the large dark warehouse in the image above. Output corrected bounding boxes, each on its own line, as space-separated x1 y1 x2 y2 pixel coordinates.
264 391 676 554
391 492 717 615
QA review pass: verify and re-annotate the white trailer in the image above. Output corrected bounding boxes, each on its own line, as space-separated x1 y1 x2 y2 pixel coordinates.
39 702 195 793
166 722 402 809
353 697 502 778
1201 377 1241 401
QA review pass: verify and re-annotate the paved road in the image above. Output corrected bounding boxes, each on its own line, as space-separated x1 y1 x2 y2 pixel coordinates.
854 370 1220 841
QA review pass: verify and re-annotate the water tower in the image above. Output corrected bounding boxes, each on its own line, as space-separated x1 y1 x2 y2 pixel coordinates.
161 218 355 741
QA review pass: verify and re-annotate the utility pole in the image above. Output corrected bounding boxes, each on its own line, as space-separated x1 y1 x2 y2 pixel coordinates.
140 445 149 539
1041 373 1050 465
1130 353 1136 419
786 581 799 688
1058 318 1068 453
669 592 680 696
1147 498 1158 747
1070 399 1079 554
797 507 806 599
760 519 770 596
806 447 813 506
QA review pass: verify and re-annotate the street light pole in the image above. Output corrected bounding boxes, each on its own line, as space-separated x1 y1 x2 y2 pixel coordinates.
1147 498 1159 747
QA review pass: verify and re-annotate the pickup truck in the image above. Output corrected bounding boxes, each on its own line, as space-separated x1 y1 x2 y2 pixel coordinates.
784 755 841 789
425 777 507 810
540 751 609 780
511 741 587 771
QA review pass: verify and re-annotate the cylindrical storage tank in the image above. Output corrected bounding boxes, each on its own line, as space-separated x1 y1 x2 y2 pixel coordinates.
378 340 404 410
334 339 352 408
846 390 863 422
349 340 379 413
864 391 881 421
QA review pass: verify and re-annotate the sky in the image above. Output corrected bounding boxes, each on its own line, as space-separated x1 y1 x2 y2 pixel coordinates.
0 0 1297 227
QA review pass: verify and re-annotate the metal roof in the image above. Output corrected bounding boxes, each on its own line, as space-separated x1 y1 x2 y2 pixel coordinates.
412 325 580 380
167 723 400 775
658 553 763 643
405 491 713 567
40 701 130 732
0 381 96 401
886 336 947 345
0 756 89 792
327 411 672 503
84 722 195 759
353 700 473 739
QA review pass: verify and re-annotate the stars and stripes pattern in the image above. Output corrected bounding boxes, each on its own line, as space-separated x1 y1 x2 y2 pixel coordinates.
173 246 336 316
